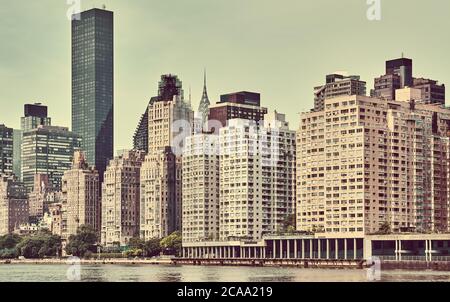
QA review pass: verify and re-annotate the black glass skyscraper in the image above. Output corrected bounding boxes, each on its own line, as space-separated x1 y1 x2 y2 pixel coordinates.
72 8 113 181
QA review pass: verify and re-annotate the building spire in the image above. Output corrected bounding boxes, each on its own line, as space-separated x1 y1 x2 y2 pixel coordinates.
202 68 208 99
198 69 211 127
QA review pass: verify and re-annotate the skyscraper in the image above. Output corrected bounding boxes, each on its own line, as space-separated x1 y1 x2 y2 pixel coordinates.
21 125 81 193
197 70 210 130
0 125 13 175
140 74 193 239
14 103 52 181
72 8 114 181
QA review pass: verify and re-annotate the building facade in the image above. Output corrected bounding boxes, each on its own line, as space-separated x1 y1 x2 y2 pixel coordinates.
28 174 51 223
412 78 446 105
101 150 145 246
182 133 220 243
0 125 13 175
72 8 114 180
139 75 194 240
296 94 450 237
133 106 149 154
314 74 367 112
21 103 51 132
61 151 101 239
218 113 296 241
140 147 177 240
208 91 268 132
0 174 28 235
21 125 81 192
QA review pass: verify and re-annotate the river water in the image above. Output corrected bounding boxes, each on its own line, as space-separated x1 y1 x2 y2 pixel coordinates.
1 264 450 282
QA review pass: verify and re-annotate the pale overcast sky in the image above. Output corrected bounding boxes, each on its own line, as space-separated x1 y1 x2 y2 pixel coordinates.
1 0 450 150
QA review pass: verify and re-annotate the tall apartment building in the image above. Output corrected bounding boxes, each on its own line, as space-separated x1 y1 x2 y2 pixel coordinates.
21 125 81 192
296 94 450 236
314 74 366 112
61 151 100 239
101 150 145 246
219 112 296 241
140 75 193 239
0 174 28 235
140 147 177 240
28 174 51 223
72 8 114 181
182 133 220 243
208 91 268 131
0 125 13 175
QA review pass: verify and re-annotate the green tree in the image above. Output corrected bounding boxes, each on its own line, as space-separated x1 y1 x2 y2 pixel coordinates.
65 225 98 258
281 214 296 234
144 238 161 257
16 231 61 259
0 234 22 250
378 221 392 235
128 237 145 250
160 232 182 256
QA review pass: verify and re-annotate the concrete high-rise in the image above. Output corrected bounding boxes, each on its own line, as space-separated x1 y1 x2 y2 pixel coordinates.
61 151 101 239
140 147 177 240
72 8 114 181
0 174 28 235
101 150 145 246
182 133 220 243
314 74 366 112
139 75 193 239
218 112 296 241
296 94 450 236
21 125 81 193
0 125 13 175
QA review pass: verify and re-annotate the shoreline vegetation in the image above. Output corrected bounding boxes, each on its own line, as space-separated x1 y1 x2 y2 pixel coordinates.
0 225 182 262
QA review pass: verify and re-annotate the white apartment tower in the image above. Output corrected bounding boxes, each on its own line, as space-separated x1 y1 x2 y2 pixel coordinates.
219 112 296 241
101 150 145 246
182 133 220 243
296 94 450 236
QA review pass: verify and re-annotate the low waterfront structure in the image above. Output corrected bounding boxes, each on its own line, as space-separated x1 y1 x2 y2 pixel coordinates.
181 234 450 262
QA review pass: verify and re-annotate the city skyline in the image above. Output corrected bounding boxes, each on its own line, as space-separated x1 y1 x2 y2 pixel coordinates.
2 0 450 152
